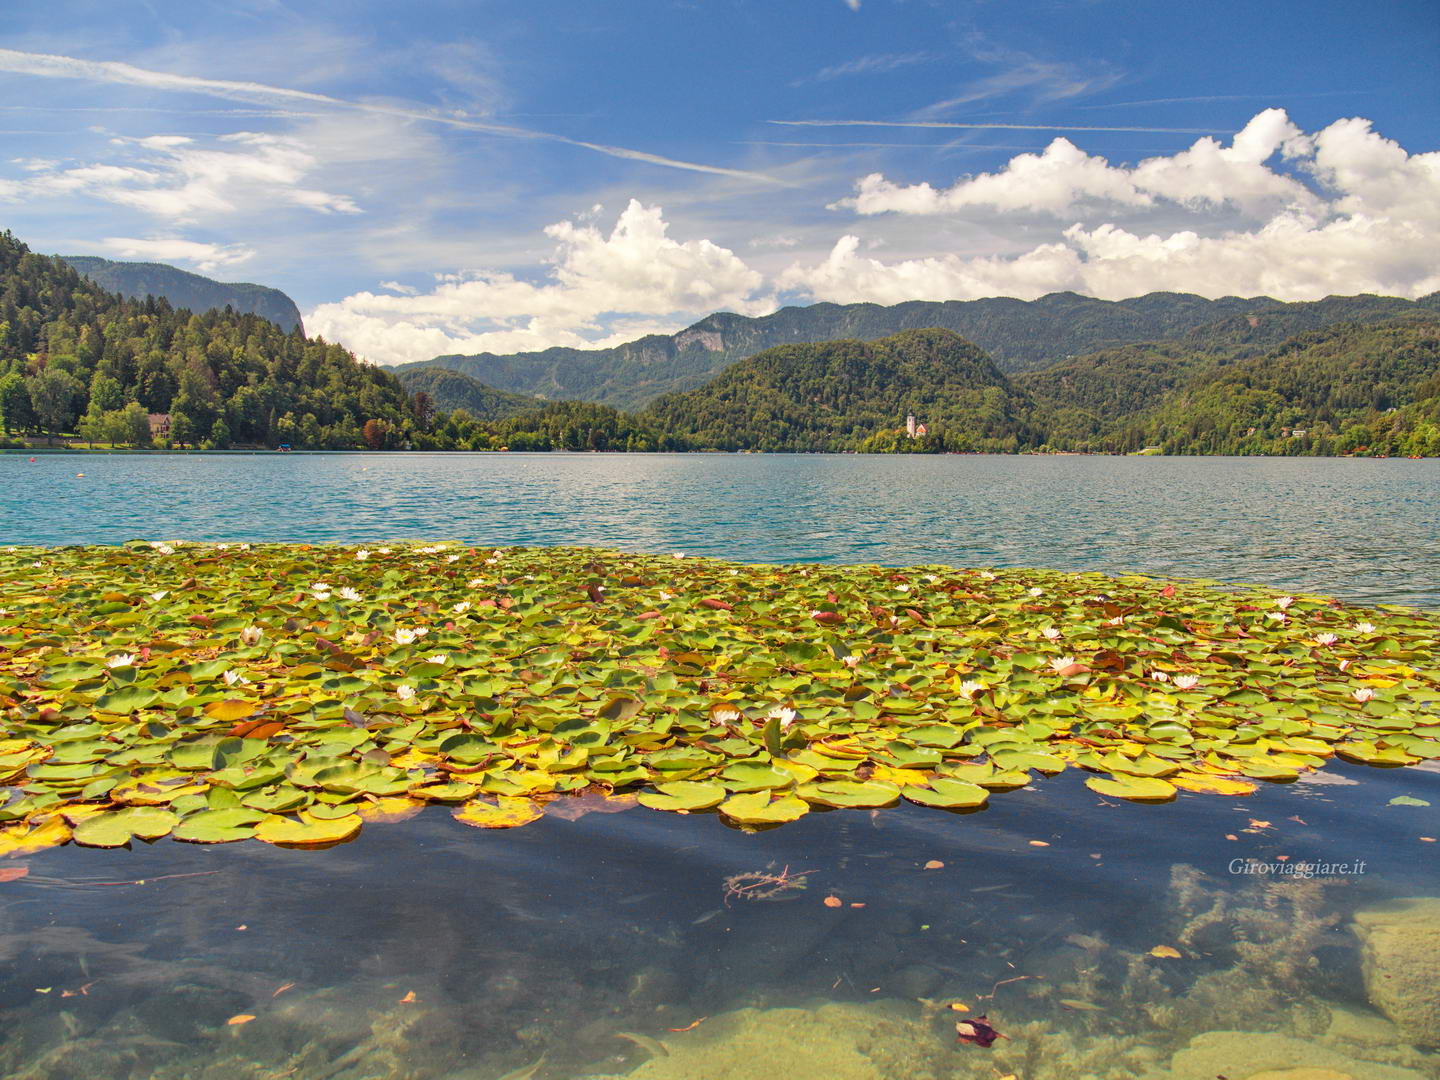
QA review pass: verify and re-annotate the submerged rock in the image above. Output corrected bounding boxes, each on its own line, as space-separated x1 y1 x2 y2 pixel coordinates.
1160 1030 1426 1080
1352 896 1440 1048
579 1001 938 1080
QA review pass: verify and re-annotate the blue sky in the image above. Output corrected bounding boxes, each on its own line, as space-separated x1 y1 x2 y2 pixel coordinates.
2 0 1437 365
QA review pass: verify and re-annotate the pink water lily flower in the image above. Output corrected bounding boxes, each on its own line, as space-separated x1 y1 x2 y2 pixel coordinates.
1275 596 1295 609
1352 687 1374 702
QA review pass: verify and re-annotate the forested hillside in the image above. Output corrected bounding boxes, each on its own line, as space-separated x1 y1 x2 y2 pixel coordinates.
645 328 1039 452
0 231 422 449
58 255 304 333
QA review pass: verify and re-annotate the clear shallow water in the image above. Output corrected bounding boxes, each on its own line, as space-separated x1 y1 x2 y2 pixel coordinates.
2 762 1438 1079
3 452 1439 607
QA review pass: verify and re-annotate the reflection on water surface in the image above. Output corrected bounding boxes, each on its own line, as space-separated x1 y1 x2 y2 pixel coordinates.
3 762 1438 1079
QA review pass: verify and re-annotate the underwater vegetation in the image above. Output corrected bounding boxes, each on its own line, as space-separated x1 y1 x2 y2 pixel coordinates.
0 541 1437 854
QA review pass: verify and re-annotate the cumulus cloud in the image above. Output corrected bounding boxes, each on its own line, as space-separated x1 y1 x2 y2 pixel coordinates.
834 109 1317 218
98 236 256 273
785 110 1440 304
307 200 773 366
0 130 360 223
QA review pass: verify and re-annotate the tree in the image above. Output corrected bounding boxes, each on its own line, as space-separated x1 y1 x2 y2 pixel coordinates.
362 418 388 450
121 402 152 447
0 372 34 433
87 371 125 414
210 417 232 449
412 390 434 431
27 368 84 435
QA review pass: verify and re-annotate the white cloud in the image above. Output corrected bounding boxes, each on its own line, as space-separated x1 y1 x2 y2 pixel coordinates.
0 130 359 223
307 200 773 366
0 47 785 184
99 236 256 273
834 109 1318 218
785 110 1440 304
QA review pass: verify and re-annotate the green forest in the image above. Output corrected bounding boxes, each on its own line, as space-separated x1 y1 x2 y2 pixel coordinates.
3 229 1437 457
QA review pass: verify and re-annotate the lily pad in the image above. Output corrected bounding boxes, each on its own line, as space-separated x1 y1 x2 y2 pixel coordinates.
636 781 727 812
73 806 178 847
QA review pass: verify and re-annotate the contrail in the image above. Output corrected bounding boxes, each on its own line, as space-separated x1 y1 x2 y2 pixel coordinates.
769 118 1231 134
0 48 787 184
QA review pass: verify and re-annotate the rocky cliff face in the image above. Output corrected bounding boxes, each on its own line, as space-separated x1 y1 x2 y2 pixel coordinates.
58 256 305 333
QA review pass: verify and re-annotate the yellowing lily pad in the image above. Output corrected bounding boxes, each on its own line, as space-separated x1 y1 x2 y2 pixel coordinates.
900 778 989 809
1085 775 1177 802
255 811 364 847
452 796 544 829
636 781 727 812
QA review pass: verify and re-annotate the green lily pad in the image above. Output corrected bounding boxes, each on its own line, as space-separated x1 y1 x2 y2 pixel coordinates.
900 777 989 809
717 791 811 825
636 780 727 812
173 808 267 843
794 780 901 808
72 806 178 847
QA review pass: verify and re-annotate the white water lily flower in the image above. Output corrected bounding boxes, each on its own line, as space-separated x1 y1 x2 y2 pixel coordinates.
222 670 251 687
1355 622 1376 634
979 571 996 580
217 543 230 550
659 590 674 602
1266 611 1286 622
377 547 392 555
238 543 251 551
710 705 741 726
729 568 740 576
417 546 441 555
355 549 371 560
106 653 137 669
1173 675 1200 690
393 627 429 645
311 590 332 602
1315 632 1338 646
895 584 911 593
396 685 417 702
1028 587 1044 597
150 590 169 602
239 626 263 646
1049 656 1076 673
1352 687 1374 702
843 655 861 669
767 705 799 730
338 587 362 603
453 601 472 613
1275 596 1295 610
1150 670 1171 682
959 680 985 699
1107 615 1125 626
1042 627 1061 641
446 553 461 563
311 582 330 591
427 654 449 665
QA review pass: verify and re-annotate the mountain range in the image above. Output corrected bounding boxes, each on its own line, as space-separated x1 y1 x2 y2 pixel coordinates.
396 290 1440 411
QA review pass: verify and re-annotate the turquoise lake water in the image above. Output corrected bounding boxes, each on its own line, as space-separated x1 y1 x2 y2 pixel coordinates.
3 452 1438 607
3 452 1439 1079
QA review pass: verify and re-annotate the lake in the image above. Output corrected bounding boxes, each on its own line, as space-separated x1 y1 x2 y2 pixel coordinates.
3 452 1439 607
2 452 1439 1080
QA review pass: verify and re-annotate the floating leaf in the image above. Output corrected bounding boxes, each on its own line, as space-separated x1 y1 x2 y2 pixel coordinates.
717 791 810 825
1085 775 1177 802
637 781 727 812
255 811 363 847
1170 772 1258 797
72 806 178 847
452 796 544 829
794 780 900 809
173 808 266 844
900 778 989 809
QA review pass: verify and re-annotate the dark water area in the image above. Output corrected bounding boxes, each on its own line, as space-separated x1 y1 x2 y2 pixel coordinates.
3 452 1438 608
3 760 1438 1079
